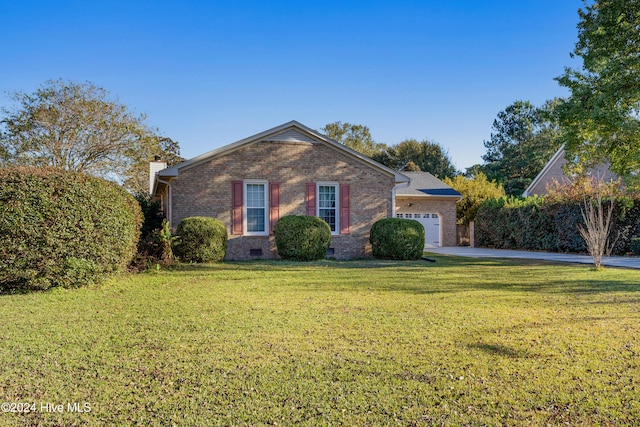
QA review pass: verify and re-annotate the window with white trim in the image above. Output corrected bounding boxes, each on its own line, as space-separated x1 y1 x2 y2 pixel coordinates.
317 183 339 234
244 180 268 235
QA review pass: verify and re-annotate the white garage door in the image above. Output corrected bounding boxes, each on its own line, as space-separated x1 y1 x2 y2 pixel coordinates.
396 213 441 248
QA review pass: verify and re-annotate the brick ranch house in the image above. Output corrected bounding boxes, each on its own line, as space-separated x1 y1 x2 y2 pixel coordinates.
151 121 461 260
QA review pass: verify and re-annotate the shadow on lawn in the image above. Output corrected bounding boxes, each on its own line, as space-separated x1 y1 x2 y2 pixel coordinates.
165 256 640 295
467 342 531 359
167 258 450 274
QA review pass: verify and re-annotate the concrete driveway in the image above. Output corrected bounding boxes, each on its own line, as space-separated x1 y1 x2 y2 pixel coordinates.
427 247 640 270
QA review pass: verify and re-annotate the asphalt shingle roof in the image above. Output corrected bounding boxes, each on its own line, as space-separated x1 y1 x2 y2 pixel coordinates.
396 172 462 198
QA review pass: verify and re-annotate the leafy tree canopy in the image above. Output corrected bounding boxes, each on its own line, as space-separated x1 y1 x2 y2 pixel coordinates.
443 172 505 225
0 79 183 194
321 121 458 178
555 0 640 185
480 99 561 195
377 138 458 178
124 135 182 194
403 161 421 172
321 121 387 158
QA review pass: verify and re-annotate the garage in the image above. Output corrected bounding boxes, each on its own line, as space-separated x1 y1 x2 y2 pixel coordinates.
396 212 441 248
394 171 462 247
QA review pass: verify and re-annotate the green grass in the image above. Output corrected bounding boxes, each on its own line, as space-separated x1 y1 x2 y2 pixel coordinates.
1 256 639 426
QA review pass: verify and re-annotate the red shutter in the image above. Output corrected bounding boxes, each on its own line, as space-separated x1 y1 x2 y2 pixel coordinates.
269 182 280 234
340 184 350 234
232 181 243 235
306 182 316 216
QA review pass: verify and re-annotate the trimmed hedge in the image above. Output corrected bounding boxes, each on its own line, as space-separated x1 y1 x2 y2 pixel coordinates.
370 218 425 260
0 167 142 291
274 216 331 261
174 216 227 262
475 196 640 254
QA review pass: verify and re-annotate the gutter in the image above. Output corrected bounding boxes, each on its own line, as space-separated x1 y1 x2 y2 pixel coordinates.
156 178 173 227
391 181 410 218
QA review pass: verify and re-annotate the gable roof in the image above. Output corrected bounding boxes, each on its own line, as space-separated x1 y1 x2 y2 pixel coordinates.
522 144 620 197
396 171 462 199
155 120 409 185
522 144 567 197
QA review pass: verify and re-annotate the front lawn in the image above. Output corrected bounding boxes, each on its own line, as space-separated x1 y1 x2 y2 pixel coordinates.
1 256 639 426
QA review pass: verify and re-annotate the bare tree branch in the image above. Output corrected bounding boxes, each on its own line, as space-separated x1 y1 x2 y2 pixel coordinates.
578 181 615 269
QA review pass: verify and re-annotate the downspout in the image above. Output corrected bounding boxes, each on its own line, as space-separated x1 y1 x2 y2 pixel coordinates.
156 178 172 228
391 181 410 218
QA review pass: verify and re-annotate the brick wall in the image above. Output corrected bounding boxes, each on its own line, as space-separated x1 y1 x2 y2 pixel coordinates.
168 140 395 260
394 197 458 246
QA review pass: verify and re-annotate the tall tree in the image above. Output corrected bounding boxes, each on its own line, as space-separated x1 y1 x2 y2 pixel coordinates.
0 79 182 193
403 161 421 172
555 0 640 184
321 121 387 158
481 100 561 195
124 135 183 194
464 164 485 178
378 139 458 178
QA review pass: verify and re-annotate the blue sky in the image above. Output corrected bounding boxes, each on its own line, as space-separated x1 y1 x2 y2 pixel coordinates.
0 0 584 170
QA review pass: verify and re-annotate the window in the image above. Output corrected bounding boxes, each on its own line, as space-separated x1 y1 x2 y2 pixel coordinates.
317 183 339 234
245 181 268 235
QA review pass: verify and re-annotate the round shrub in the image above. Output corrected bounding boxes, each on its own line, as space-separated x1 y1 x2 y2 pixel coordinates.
175 216 227 262
369 218 425 260
274 215 331 261
0 167 142 291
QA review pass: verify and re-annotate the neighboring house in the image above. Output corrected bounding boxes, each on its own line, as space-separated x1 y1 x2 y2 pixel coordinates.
151 121 460 260
523 144 617 197
395 172 461 247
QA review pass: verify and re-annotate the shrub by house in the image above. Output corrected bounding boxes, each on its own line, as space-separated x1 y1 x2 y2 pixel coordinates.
0 167 142 291
174 216 227 262
370 218 425 260
274 216 331 261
